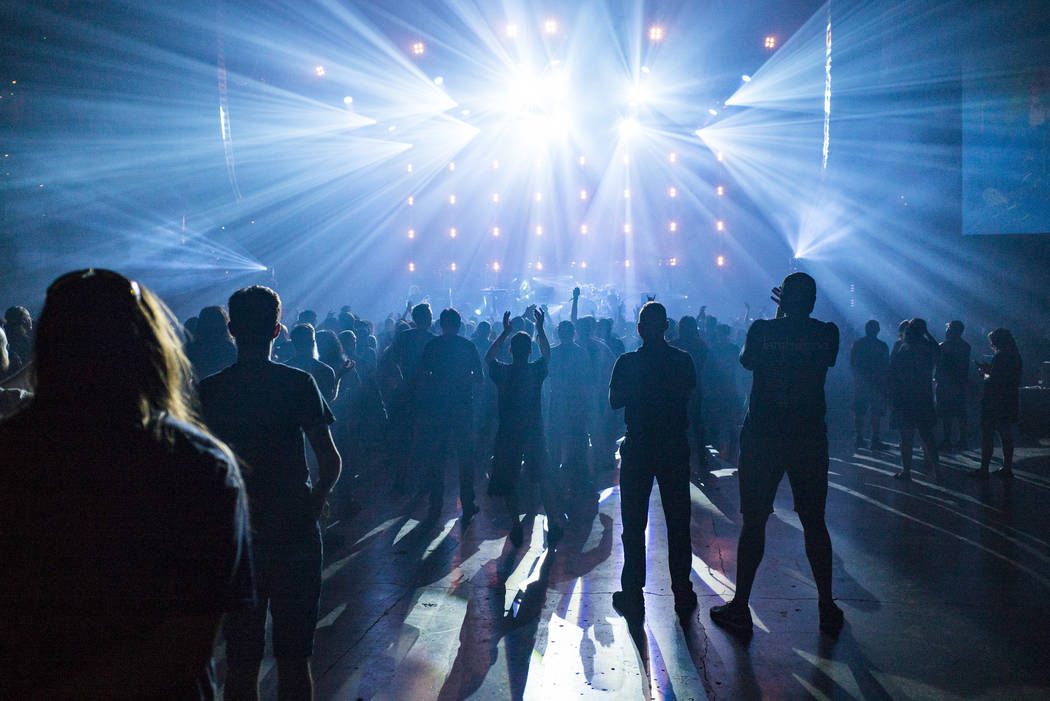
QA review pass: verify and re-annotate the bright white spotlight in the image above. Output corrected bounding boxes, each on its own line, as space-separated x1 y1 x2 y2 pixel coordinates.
314 65 326 77
649 26 664 41
619 117 641 138
708 108 718 116
741 74 752 82
411 41 425 56
543 18 558 34
343 96 353 104
433 76 444 86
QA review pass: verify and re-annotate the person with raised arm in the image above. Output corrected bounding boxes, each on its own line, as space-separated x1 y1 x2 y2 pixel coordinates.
485 308 564 547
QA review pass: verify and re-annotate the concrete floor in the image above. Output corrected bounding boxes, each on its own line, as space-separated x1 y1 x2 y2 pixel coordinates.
219 439 1050 700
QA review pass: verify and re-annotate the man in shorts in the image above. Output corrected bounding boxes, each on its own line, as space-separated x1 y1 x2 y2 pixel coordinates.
199 286 342 700
709 272 844 637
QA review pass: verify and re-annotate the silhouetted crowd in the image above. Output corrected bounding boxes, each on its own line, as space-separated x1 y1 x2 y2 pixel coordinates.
0 270 1025 699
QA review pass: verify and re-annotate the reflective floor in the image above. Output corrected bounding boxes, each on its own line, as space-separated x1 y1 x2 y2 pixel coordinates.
221 440 1050 700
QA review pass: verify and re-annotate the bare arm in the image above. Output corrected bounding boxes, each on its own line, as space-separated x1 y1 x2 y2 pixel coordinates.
485 311 512 364
306 424 342 517
535 308 551 361
571 287 580 323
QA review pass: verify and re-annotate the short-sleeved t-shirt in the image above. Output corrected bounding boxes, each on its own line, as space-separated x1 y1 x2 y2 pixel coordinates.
199 360 334 546
850 336 889 385
0 408 253 700
489 357 548 431
422 334 482 414
936 338 971 388
740 316 839 433
285 354 338 403
610 341 696 445
549 341 593 420
394 327 436 385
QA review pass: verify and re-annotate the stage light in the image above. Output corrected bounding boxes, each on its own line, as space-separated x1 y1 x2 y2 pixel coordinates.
314 65 325 76
450 227 457 238
433 76 444 86
411 42 425 56
669 257 678 266
716 220 724 231
535 225 543 236
669 152 677 163
649 25 664 41
493 261 501 271
543 18 558 34
579 189 588 200
448 161 455 171
580 224 588 234
505 23 518 38
536 260 544 270
641 65 651 74
625 259 631 268
619 117 641 138
492 192 500 203
450 262 456 271
409 262 415 272
492 226 500 237
624 188 631 199
406 164 413 173
669 221 678 232
408 228 415 239
449 194 456 205
580 261 587 269
407 196 414 206
578 155 586 166
741 74 752 82
716 185 724 196
669 186 677 198
716 151 724 162
764 36 776 49
535 192 543 203
343 96 353 104
716 255 725 266
624 222 631 233
493 159 500 169
708 108 718 116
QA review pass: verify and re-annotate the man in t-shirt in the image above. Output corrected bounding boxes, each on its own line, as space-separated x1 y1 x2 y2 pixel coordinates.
285 323 338 404
850 320 889 451
936 320 971 451
421 308 483 522
609 302 697 621
485 308 563 548
198 285 342 701
710 272 843 637
548 320 592 491
387 303 435 491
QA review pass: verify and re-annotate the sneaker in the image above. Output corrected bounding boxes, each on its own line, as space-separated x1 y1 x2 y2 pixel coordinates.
509 520 524 547
709 601 753 637
547 522 564 548
461 503 480 527
674 589 698 621
612 591 645 620
819 600 845 634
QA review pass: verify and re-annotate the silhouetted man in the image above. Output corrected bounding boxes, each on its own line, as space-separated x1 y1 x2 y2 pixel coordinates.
286 323 338 404
421 308 483 522
387 303 435 491
548 319 592 490
937 320 971 451
610 301 697 621
850 320 889 451
485 309 563 548
199 286 342 701
710 272 843 637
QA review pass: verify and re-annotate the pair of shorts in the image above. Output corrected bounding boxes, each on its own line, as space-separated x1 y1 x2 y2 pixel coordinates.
488 429 545 496
224 534 323 665
737 421 829 518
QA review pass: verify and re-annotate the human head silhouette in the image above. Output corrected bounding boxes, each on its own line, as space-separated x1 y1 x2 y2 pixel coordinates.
865 320 880 338
439 308 461 335
411 303 433 330
779 272 816 317
557 320 575 343
228 285 282 345
637 302 669 343
510 330 532 361
945 320 964 340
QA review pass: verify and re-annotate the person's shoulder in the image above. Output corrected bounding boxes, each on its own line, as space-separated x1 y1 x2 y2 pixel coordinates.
810 318 838 337
665 342 692 362
156 414 241 485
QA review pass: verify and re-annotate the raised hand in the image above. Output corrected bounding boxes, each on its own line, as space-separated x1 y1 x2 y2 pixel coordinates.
502 311 512 333
572 286 581 300
534 307 545 329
